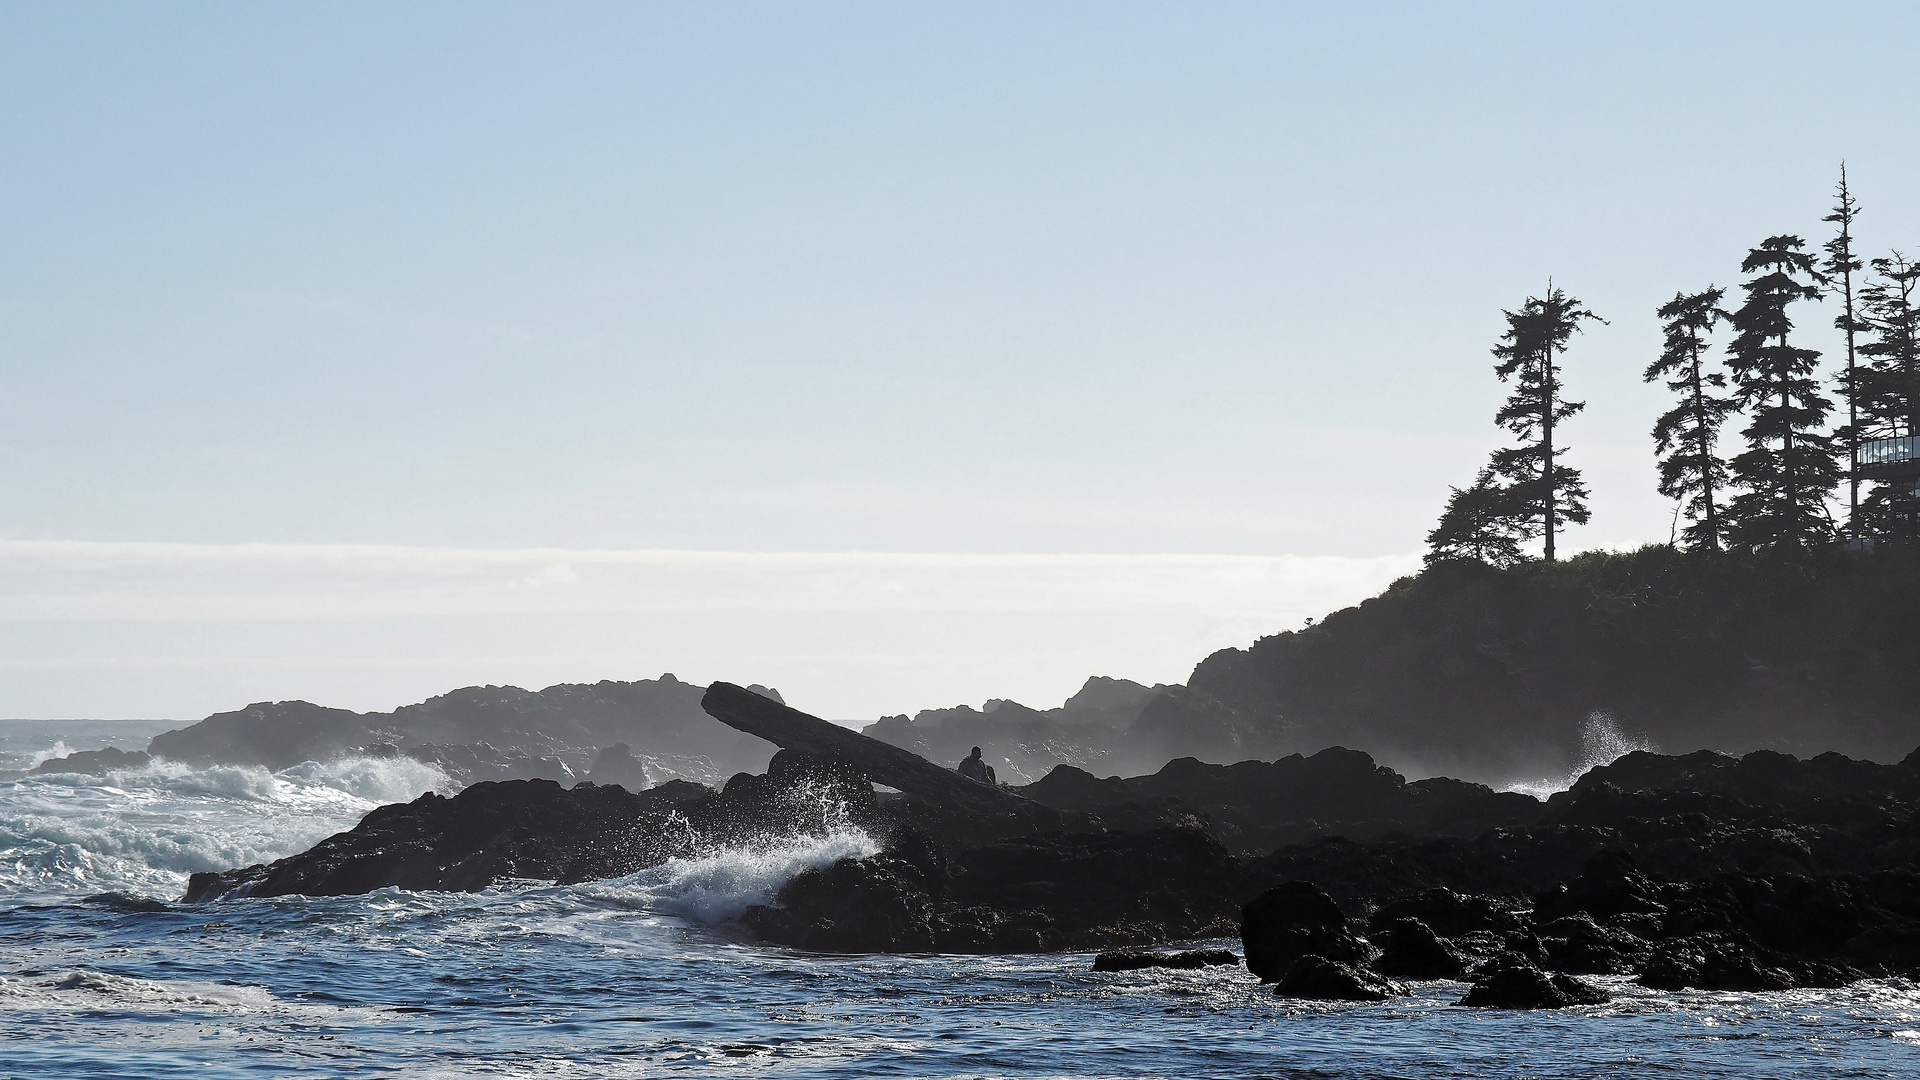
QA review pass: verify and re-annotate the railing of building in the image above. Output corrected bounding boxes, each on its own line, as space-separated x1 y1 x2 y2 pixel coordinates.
1862 435 1919 468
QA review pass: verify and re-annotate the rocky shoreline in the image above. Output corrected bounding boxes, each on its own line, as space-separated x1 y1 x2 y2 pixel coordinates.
181 704 1920 1008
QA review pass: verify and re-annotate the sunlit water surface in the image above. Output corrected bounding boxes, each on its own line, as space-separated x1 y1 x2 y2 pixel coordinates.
5 720 1919 1079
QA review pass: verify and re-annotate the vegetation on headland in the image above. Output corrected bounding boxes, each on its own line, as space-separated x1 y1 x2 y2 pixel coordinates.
1191 543 1920 782
1433 168 1918 562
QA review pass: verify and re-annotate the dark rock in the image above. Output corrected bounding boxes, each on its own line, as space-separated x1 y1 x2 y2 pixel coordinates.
1240 881 1371 981
1374 917 1470 979
1275 955 1403 1001
33 747 150 775
1369 887 1525 938
180 751 880 903
81 891 170 912
1634 932 1796 991
1093 949 1239 972
1459 952 1610 1008
586 743 651 790
1533 849 1666 923
1536 914 1648 975
147 675 774 777
744 827 1246 954
1018 749 1545 853
742 848 944 952
183 778 676 901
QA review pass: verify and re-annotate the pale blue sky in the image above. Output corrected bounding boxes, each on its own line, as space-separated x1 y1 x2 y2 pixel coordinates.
3 4 1918 719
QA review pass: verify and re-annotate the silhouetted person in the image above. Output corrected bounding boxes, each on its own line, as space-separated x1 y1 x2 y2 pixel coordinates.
957 746 995 785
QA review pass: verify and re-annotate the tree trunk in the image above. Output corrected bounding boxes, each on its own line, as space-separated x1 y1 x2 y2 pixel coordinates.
1543 340 1557 563
699 681 1049 820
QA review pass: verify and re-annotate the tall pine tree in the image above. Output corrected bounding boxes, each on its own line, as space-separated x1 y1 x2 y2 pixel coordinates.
1487 286 1602 563
1644 287 1733 550
1427 286 1601 566
1823 166 1865 539
1858 253 1920 536
1724 236 1839 550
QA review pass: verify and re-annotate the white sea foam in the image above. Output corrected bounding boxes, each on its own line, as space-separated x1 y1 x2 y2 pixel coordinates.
1504 712 1658 799
0 755 454 902
585 829 881 925
0 970 279 1012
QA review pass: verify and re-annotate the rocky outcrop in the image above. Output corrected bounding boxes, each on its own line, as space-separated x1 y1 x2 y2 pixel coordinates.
1275 956 1403 1001
1092 948 1239 972
860 676 1193 786
182 749 875 902
585 743 652 789
1373 918 1471 979
177 715 1920 1007
1458 953 1609 1008
1018 750 1542 852
32 747 151 774
741 827 1247 954
147 675 775 779
1240 882 1373 981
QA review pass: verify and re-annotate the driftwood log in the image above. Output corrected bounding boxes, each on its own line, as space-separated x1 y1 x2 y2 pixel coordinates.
701 681 1044 819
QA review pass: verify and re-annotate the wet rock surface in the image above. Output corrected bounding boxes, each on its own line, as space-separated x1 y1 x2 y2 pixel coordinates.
742 827 1248 954
1458 953 1610 1008
1275 955 1404 1001
1240 882 1373 981
1092 948 1239 972
1374 918 1471 979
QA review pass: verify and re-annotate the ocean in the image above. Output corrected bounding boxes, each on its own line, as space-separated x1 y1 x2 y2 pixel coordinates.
4 719 1920 1079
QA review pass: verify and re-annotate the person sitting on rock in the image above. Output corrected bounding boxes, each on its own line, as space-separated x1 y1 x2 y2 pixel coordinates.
957 746 996 785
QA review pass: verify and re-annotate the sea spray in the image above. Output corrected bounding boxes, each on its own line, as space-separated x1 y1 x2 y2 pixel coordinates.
584 829 882 925
576 772 883 925
25 741 75 771
0 755 456 902
1504 712 1658 799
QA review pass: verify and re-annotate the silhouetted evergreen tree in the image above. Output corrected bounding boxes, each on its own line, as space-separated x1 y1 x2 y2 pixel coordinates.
1824 167 1865 539
1645 287 1733 550
1486 286 1602 563
1426 467 1528 566
1858 253 1920 536
1724 236 1839 550
1426 287 1600 567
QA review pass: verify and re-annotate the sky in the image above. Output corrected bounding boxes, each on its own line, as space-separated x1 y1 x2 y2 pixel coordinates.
3 3 1918 721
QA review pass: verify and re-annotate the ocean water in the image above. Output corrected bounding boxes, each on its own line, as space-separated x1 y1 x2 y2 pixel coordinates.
5 722 1920 1079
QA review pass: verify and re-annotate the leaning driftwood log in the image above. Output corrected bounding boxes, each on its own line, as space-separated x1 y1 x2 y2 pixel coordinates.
701 681 1044 819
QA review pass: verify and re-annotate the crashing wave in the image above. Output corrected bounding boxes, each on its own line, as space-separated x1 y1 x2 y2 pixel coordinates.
1503 712 1657 799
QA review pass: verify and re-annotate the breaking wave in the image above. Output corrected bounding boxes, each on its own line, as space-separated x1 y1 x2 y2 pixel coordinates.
0 755 455 901
1504 712 1658 799
584 829 881 925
